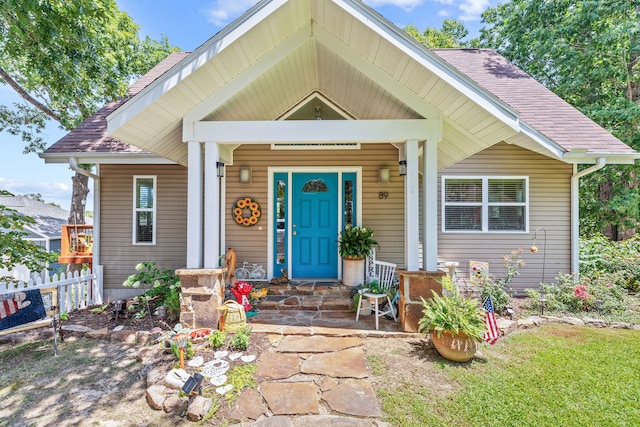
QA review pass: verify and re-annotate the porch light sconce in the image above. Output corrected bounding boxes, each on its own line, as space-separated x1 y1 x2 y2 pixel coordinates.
239 167 252 184
378 167 390 183
216 161 225 178
398 160 407 176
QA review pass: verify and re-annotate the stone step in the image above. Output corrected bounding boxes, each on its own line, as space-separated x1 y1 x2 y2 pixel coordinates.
263 281 353 299
255 294 353 312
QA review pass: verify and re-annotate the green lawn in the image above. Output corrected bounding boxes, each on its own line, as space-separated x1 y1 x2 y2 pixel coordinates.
378 324 640 427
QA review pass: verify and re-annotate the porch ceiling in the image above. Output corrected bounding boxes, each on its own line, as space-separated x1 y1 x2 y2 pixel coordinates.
106 0 520 168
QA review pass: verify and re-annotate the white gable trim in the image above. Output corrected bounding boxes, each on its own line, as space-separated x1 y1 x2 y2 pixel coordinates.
193 119 431 143
108 0 289 134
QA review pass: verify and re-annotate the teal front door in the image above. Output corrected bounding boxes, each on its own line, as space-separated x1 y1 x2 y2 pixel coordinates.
292 173 338 278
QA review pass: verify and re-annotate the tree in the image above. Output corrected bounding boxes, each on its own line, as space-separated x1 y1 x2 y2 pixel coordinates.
0 0 177 269
404 19 471 49
0 207 56 273
478 0 640 240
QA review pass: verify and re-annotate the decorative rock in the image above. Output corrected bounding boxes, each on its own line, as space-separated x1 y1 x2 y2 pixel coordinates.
210 375 227 386
165 368 191 389
61 324 93 335
214 350 229 358
216 384 233 395
301 347 368 378
114 325 125 331
86 327 110 340
517 318 537 329
136 330 153 345
229 352 243 360
187 395 213 422
146 384 166 410
254 353 300 381
163 393 187 414
322 379 382 417
188 356 204 367
496 318 517 336
632 324 640 330
201 359 230 378
293 415 379 426
543 316 563 323
146 368 165 387
260 382 319 415
278 336 363 353
229 389 266 421
110 330 137 344
149 326 163 334
611 322 632 329
560 317 585 327
241 354 256 363
583 317 607 328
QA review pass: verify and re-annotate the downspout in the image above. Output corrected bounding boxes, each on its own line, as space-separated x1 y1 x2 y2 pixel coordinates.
69 157 102 302
571 158 606 277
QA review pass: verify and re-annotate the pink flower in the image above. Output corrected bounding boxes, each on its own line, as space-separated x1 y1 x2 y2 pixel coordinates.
574 284 590 301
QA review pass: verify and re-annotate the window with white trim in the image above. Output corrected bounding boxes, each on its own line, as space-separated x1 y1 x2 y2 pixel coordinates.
442 177 528 232
133 176 156 244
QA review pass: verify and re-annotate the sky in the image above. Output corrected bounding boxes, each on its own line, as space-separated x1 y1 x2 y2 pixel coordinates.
0 0 498 211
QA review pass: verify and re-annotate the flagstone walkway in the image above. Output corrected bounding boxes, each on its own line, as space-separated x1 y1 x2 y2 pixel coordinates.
228 334 392 426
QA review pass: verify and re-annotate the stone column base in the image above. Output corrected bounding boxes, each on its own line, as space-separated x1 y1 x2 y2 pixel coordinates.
176 268 228 330
397 270 444 333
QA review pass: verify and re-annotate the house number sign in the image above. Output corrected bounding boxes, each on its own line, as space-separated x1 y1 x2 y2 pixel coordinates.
378 192 389 199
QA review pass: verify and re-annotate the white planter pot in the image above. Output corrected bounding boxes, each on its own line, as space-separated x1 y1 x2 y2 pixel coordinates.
342 258 365 287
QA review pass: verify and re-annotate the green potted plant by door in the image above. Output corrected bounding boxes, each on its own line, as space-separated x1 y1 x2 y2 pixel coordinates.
337 225 378 287
418 287 486 362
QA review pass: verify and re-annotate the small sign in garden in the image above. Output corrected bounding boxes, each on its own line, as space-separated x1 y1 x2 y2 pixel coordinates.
0 289 47 330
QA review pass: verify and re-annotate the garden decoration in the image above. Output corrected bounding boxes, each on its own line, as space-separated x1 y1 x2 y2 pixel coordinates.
231 281 253 312
172 333 189 369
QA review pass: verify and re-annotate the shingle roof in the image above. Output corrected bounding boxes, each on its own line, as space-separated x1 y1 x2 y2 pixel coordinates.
431 48 635 155
44 52 190 155
0 195 71 239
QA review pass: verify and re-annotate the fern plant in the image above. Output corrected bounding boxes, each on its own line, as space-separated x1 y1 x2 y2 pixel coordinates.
418 289 486 341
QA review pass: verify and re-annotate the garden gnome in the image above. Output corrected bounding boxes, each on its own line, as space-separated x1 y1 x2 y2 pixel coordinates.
225 248 237 285
231 282 253 312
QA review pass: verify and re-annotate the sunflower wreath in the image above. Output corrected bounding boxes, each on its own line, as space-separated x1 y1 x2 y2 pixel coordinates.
233 197 261 226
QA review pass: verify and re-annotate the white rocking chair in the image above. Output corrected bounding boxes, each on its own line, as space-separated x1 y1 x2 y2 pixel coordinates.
355 260 398 330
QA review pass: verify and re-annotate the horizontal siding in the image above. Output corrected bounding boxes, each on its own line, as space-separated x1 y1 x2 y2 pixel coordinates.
227 143 405 271
100 164 188 295
437 142 572 293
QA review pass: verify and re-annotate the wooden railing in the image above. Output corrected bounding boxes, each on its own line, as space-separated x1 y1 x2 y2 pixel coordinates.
59 224 93 266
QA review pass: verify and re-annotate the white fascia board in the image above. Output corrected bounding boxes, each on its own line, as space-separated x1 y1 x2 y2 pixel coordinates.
39 152 178 165
563 150 640 165
194 119 430 143
183 23 312 141
516 120 566 160
334 0 520 131
107 0 289 135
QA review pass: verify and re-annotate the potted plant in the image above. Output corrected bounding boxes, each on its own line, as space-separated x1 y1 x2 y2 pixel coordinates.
418 287 486 362
337 225 378 286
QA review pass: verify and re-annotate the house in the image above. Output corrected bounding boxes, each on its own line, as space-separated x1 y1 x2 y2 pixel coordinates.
40 0 639 301
0 194 70 279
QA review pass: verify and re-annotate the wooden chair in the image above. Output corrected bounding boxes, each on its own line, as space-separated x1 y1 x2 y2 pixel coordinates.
355 260 397 330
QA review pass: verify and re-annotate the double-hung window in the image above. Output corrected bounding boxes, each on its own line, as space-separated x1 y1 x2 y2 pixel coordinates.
442 176 528 232
133 176 156 244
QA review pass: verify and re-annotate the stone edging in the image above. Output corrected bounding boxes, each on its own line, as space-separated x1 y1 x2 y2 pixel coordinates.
497 315 640 337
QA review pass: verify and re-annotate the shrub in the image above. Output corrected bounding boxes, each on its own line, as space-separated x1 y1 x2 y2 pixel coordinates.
123 262 181 320
526 273 629 315
477 249 524 313
580 234 640 292
208 330 226 349
229 326 251 351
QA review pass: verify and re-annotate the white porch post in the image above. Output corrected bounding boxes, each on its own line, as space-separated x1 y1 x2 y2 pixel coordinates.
204 142 221 268
187 141 203 268
422 139 439 271
405 140 420 271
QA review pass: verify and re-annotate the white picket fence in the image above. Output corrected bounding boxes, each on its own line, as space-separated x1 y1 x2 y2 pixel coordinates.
0 269 102 314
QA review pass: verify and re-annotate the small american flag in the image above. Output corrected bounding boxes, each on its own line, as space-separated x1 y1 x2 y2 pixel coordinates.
482 295 500 345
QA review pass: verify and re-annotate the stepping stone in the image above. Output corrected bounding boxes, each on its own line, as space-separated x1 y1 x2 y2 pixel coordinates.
254 352 300 381
277 336 363 353
228 389 266 421
260 382 319 415
301 347 368 378
322 379 382 417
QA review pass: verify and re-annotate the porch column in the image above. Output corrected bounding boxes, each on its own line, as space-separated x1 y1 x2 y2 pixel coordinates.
204 141 221 269
422 139 438 271
405 139 420 271
187 141 203 268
